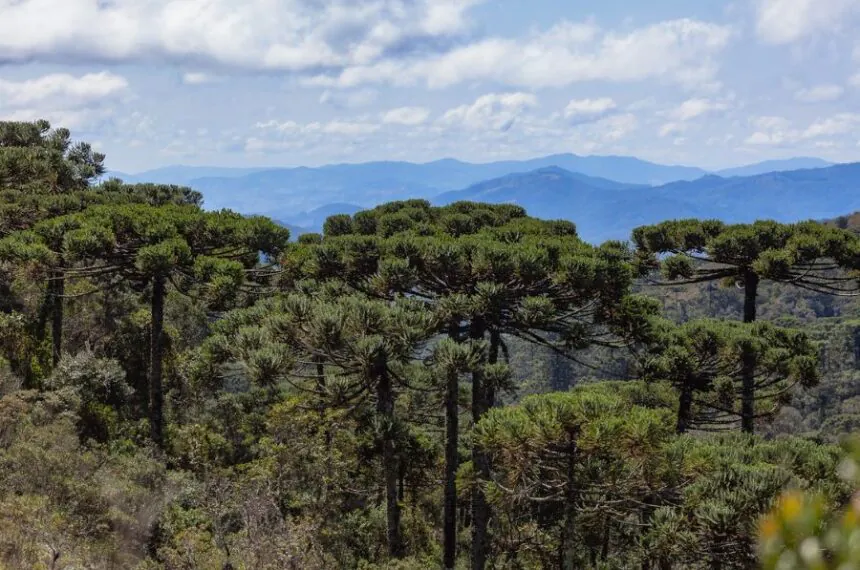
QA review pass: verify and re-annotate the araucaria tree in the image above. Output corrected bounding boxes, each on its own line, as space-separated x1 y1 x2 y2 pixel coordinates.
633 219 859 433
640 319 819 433
203 292 438 559
22 203 289 446
281 200 656 569
633 219 860 323
0 120 204 373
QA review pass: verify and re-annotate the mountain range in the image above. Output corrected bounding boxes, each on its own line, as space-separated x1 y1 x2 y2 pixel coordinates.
435 164 860 242
109 154 857 243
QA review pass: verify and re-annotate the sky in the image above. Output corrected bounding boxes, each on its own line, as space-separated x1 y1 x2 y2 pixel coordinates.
1 0 859 173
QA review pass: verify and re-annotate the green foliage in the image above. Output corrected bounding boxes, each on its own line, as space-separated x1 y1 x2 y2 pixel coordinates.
633 218 860 297
477 385 847 569
640 318 820 432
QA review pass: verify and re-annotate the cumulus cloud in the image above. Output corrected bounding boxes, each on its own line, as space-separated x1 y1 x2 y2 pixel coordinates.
744 113 860 145
794 84 844 103
304 19 733 90
0 71 130 129
382 107 431 126
598 113 639 142
563 98 617 123
0 0 483 71
255 118 380 136
755 0 860 44
658 98 730 137
802 113 860 138
439 92 537 131
0 71 128 108
670 98 730 121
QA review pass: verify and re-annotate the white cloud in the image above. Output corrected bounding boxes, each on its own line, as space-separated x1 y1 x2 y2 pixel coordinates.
563 98 616 122
659 122 685 137
744 115 797 145
849 73 860 87
0 0 484 71
598 113 639 142
0 71 128 108
802 113 860 138
382 107 431 126
794 84 844 103
306 18 733 90
322 120 380 135
0 108 94 130
182 72 219 85
255 118 379 136
439 92 537 131
755 0 860 44
752 116 792 131
670 98 730 121
744 113 860 145
658 98 729 136
0 71 130 130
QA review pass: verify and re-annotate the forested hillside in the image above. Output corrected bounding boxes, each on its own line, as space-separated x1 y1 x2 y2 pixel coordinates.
1 120 860 570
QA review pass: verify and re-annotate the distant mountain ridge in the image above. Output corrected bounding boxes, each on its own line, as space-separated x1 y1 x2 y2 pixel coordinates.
110 154 854 243
436 162 860 242
111 155 835 216
715 157 833 178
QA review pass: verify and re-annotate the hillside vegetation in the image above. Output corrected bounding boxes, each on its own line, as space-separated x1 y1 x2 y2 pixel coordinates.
1 120 859 570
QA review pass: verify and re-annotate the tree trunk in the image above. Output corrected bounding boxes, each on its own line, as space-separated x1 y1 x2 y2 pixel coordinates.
444 364 459 569
51 271 64 367
676 382 694 434
742 269 759 324
149 275 166 448
561 434 578 570
741 270 759 433
377 366 404 558
741 342 756 434
487 328 500 405
470 319 490 570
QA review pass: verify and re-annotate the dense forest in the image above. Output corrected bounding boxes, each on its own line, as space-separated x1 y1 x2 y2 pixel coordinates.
1 119 860 570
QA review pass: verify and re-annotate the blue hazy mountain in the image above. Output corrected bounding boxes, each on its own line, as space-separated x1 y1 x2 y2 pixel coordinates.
112 155 860 244
715 157 834 178
435 167 700 242
436 163 860 243
108 165 270 185
117 153 709 213
268 202 363 232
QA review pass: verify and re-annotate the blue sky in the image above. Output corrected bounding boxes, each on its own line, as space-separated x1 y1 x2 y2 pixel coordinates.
1 0 859 173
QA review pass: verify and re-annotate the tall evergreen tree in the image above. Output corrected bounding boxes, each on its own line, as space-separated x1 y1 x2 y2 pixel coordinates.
13 203 289 446
633 219 859 433
281 200 656 568
633 219 860 324
640 319 819 433
204 292 437 559
0 120 204 374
